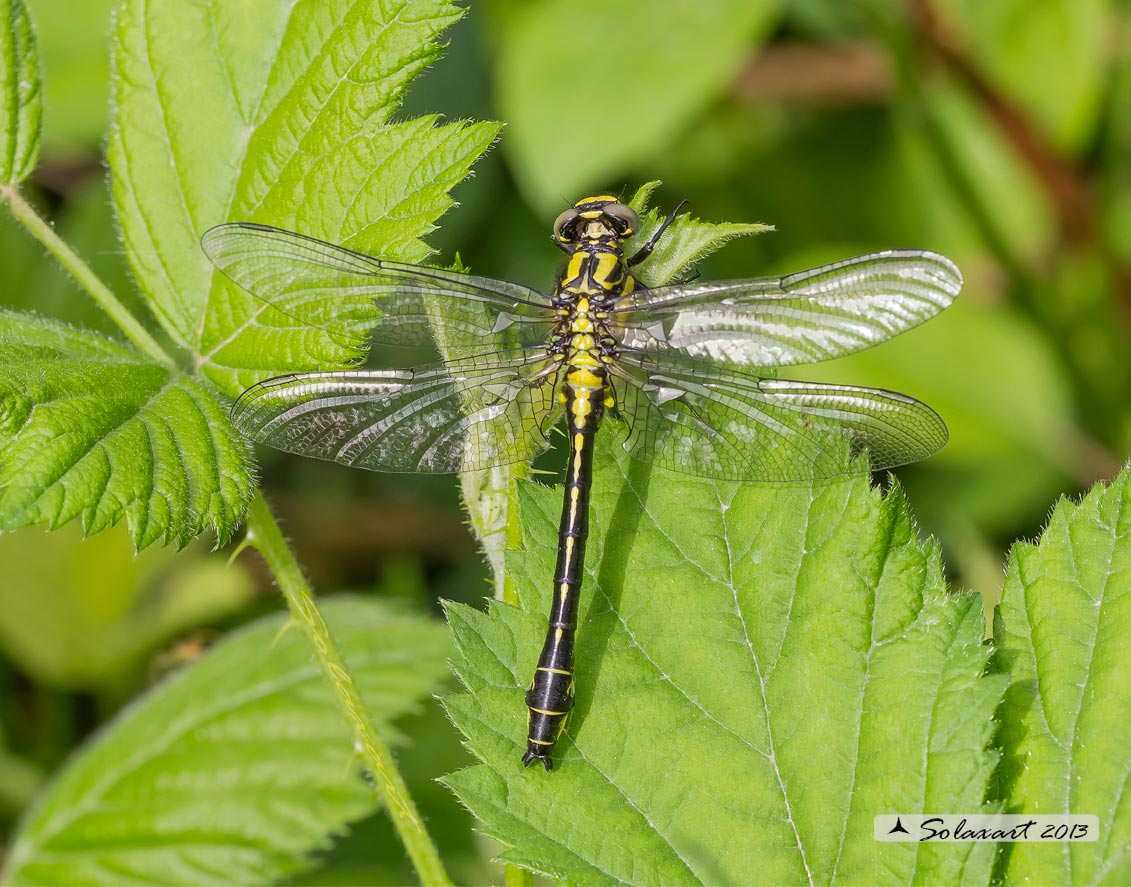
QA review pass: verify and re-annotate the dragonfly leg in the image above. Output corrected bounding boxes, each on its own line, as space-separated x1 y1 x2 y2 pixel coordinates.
628 199 688 266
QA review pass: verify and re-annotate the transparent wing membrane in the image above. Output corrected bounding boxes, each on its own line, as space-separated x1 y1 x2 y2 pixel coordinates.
206 222 959 483
202 224 557 355
608 351 947 481
231 351 564 474
612 250 962 367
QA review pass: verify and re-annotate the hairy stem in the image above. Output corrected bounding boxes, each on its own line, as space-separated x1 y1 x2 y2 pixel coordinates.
244 492 453 887
0 184 175 369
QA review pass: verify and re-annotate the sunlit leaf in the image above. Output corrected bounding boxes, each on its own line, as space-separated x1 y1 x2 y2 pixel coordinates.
0 0 41 184
108 0 500 394
444 435 1004 885
0 311 253 547
3 597 451 887
995 465 1131 886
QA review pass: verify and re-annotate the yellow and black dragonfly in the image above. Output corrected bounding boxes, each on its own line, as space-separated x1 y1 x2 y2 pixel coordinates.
203 195 961 770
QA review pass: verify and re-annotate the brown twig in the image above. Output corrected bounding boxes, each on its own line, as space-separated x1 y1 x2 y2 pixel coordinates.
735 43 891 105
908 0 1096 245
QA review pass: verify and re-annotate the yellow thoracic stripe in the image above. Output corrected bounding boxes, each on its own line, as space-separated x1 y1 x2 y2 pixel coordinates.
593 251 618 281
564 252 583 281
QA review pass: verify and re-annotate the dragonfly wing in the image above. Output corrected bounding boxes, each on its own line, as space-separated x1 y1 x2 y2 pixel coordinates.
612 250 961 367
231 351 564 473
202 224 556 355
608 351 947 481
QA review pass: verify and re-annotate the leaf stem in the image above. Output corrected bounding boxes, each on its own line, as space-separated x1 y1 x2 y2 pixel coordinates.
244 492 453 887
0 184 175 369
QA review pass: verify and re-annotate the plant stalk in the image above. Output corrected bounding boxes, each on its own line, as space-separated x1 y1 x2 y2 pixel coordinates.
0 184 175 369
244 492 453 887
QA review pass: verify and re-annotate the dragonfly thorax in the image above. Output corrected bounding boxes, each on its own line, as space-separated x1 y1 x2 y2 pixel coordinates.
554 241 635 303
551 294 615 368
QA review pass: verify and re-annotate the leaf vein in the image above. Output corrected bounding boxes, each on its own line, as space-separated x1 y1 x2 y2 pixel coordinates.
719 483 814 886
28 652 390 848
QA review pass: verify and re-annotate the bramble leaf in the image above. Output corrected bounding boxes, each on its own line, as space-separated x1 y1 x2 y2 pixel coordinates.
2 0 496 548
109 0 500 394
2 596 451 887
0 0 41 184
0 311 253 548
444 435 1005 885
626 181 773 287
994 465 1131 886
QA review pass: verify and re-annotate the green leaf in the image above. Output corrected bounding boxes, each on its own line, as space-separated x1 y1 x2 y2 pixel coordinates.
108 0 500 394
444 435 1004 885
2 596 451 887
495 0 784 210
0 0 42 184
2 0 495 550
0 310 254 548
22 0 113 158
937 0 1109 153
994 465 1131 886
0 522 253 688
626 181 773 287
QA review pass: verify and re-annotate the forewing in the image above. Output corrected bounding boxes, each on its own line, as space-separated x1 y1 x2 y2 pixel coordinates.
608 351 947 481
202 224 556 356
231 351 564 474
612 250 961 367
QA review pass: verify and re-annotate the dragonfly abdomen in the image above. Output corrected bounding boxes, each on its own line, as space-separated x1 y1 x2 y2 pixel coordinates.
522 375 604 769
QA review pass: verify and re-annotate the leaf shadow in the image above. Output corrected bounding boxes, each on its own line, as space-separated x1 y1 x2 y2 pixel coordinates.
567 449 654 746
986 608 1032 884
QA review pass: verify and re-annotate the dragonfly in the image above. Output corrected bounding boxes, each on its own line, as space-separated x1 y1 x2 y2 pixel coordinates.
202 195 962 771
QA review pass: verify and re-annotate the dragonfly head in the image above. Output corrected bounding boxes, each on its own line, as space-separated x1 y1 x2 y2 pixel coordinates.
553 196 640 245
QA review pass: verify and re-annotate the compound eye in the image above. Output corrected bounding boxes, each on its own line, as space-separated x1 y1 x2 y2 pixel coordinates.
553 208 580 242
603 203 640 237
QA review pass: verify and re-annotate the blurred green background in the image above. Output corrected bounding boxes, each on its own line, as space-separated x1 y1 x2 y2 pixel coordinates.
1 0 1128 882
